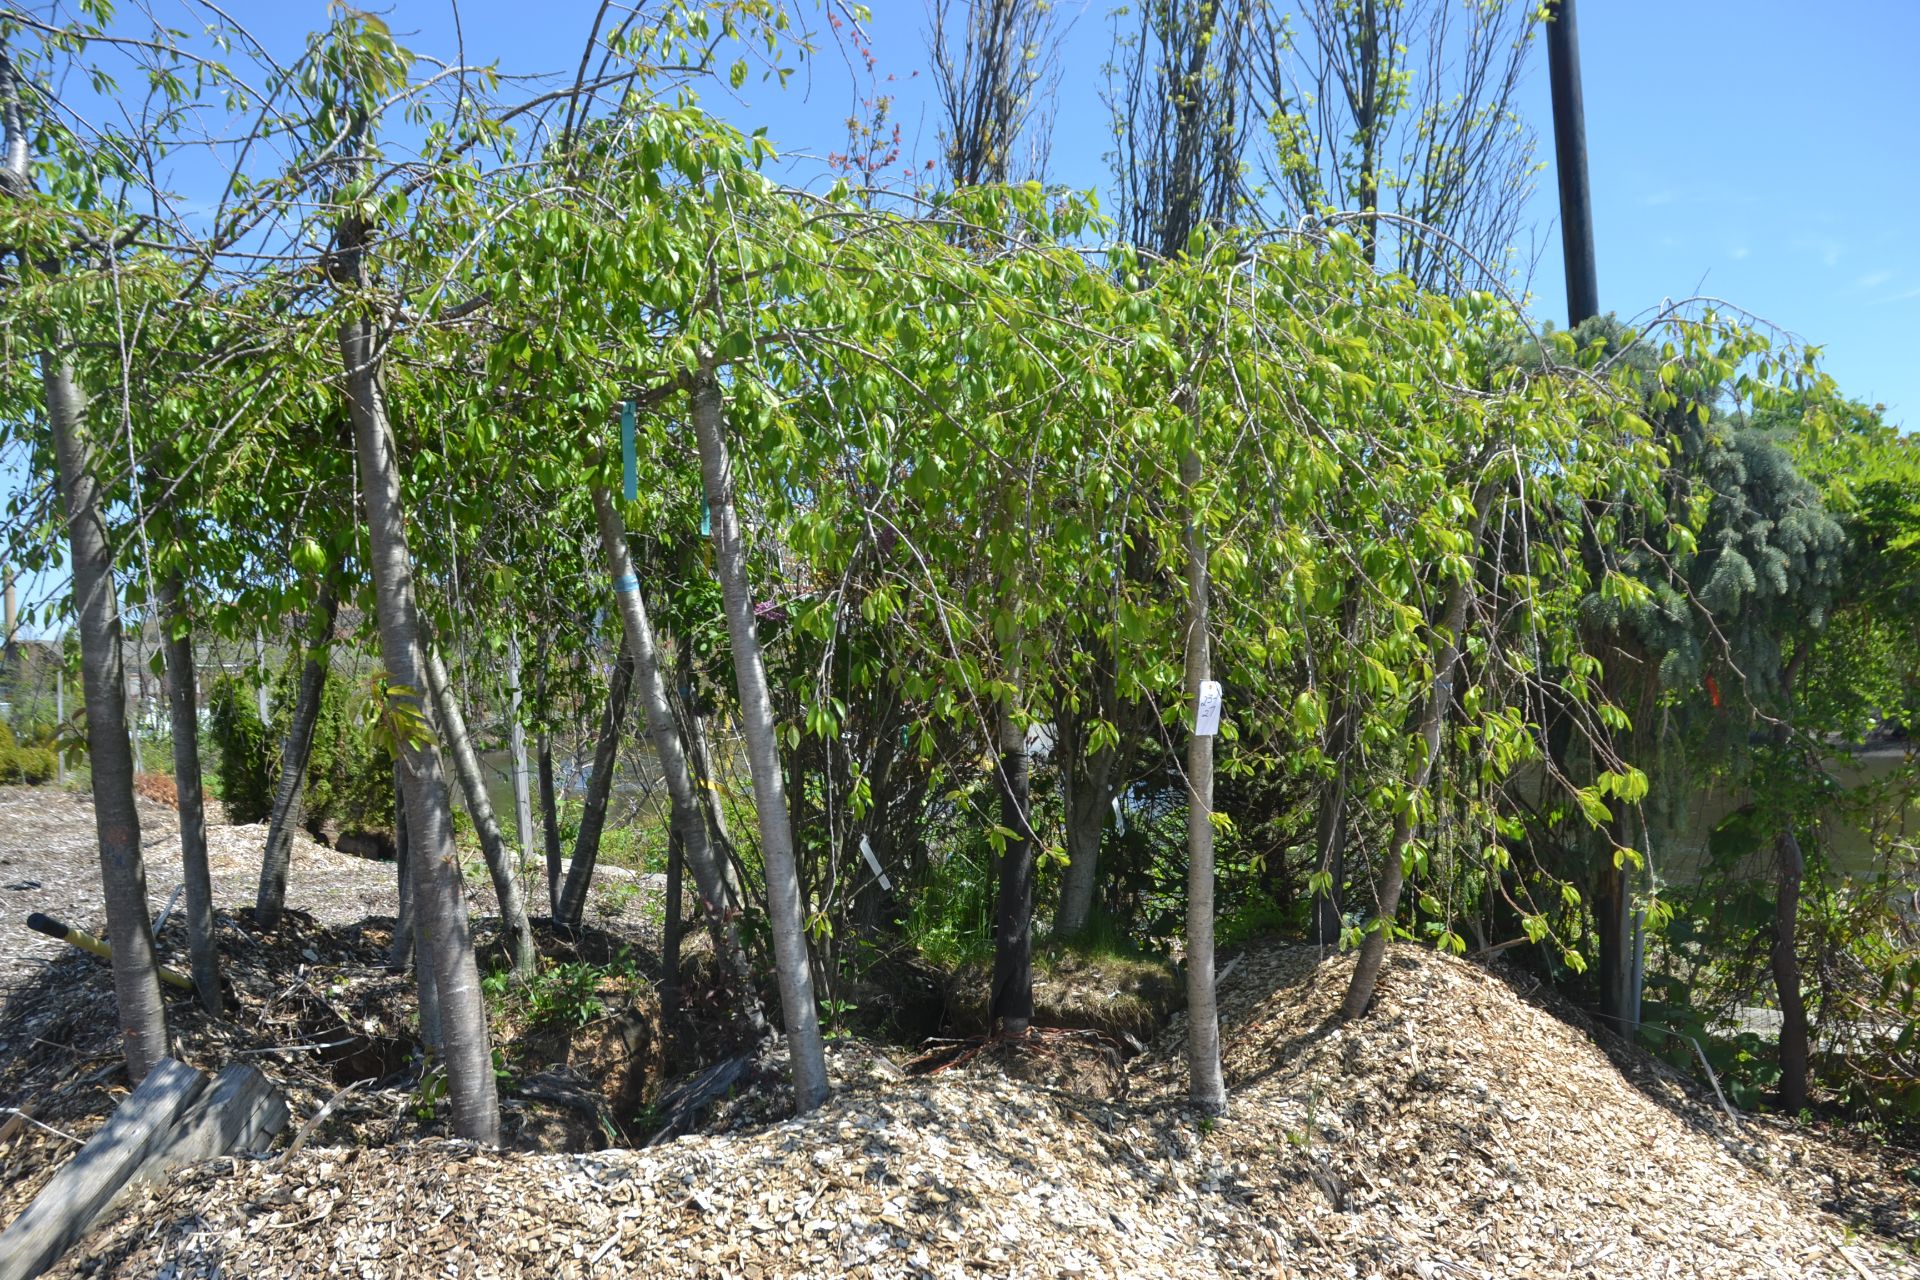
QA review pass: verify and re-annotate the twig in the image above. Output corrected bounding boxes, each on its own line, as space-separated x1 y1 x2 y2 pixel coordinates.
282 1079 369 1160
151 884 183 935
232 1033 364 1056
0 1106 83 1145
1686 1035 1742 1127
1839 1245 1879 1280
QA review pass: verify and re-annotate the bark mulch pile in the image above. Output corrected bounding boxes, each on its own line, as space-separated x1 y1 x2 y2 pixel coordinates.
32 942 1920 1280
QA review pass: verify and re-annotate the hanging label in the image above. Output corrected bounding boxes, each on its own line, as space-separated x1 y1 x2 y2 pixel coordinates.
859 834 892 891
1194 679 1223 736
1112 794 1127 837
613 573 639 596
621 401 638 504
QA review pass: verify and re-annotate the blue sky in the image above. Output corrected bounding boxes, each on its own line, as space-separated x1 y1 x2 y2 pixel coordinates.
217 0 1912 423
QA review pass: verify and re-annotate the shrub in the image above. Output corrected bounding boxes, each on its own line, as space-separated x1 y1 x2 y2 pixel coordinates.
0 722 51 784
206 676 274 822
296 666 393 838
16 747 57 785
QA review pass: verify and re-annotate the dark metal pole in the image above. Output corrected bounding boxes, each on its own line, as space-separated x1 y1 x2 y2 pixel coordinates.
1546 0 1599 327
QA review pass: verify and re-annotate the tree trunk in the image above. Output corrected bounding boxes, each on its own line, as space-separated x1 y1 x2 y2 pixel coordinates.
1768 649 1813 1110
1056 711 1117 939
1340 495 1488 1021
1772 828 1810 1111
507 630 536 873
535 652 563 917
124 634 144 776
1595 813 1636 1031
1310 752 1350 946
45 352 169 1084
425 645 537 975
56 666 67 785
538 731 561 916
255 581 337 929
679 646 742 904
251 628 270 729
1179 446 1227 1114
555 632 633 929
158 574 222 1014
1312 592 1361 946
384 758 442 1048
992 701 1035 1034
389 758 414 972
689 363 828 1112
662 828 685 1016
592 485 764 1028
340 238 497 1144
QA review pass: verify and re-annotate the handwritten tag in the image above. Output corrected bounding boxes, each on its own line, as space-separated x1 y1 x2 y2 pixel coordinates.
860 834 892 891
1194 680 1223 736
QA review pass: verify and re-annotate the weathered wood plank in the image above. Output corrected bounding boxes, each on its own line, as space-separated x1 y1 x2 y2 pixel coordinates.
0 1058 206 1280
139 1064 288 1173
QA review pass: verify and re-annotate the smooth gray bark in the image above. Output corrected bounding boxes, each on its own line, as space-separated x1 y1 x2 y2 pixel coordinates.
507 630 536 873
45 351 168 1084
689 364 828 1111
1180 446 1226 1114
255 581 337 929
124 635 144 776
592 485 760 1024
158 575 222 1014
425 645 537 975
555 632 634 928
339 218 496 1143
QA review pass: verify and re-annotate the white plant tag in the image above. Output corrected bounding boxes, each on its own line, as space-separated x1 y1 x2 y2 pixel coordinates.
860 834 892 891
1194 679 1223 736
1112 795 1127 837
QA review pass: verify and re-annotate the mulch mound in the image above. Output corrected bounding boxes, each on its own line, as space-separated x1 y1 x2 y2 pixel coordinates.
28 942 1920 1279
0 910 679 1234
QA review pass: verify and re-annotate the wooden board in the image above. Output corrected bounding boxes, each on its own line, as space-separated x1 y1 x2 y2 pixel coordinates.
0 1058 206 1280
140 1064 288 1173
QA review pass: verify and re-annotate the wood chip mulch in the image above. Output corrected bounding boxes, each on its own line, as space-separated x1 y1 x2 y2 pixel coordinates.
36 943 1920 1280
